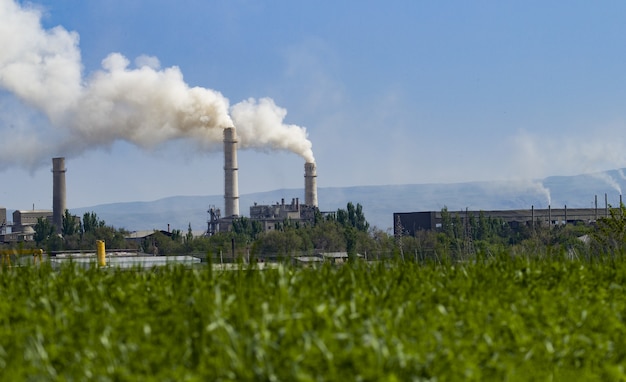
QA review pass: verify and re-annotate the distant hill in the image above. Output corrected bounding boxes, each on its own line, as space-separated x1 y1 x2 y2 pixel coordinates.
67 169 626 233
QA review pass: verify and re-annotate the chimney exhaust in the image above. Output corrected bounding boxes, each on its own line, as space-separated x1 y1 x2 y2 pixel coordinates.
304 162 318 207
52 157 66 233
223 127 239 218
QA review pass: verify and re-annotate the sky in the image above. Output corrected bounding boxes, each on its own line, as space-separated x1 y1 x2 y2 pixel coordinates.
2 0 626 212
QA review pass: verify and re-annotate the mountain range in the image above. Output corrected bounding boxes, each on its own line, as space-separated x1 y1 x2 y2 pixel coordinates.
51 169 626 234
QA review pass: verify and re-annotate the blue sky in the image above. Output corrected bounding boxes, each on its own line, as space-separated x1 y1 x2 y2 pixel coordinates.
2 0 626 212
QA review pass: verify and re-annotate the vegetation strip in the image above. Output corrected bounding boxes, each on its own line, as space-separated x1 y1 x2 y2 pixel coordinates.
1 257 626 380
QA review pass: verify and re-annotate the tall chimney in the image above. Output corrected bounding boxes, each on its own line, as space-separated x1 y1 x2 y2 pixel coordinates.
304 162 318 207
223 127 239 218
52 157 66 233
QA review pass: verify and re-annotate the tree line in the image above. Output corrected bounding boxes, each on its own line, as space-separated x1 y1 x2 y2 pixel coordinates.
4 203 626 261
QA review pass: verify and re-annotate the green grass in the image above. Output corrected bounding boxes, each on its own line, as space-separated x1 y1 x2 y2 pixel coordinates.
1 256 626 380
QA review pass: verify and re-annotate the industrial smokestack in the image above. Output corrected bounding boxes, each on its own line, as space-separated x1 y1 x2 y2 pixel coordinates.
304 162 318 207
224 127 239 218
52 157 66 233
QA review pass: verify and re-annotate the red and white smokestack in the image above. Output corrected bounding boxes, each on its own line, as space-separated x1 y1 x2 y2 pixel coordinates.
223 127 239 218
52 157 66 233
304 162 318 207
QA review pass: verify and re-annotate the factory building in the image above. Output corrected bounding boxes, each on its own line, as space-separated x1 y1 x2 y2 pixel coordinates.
13 210 54 230
249 198 317 231
246 162 319 231
1 210 53 242
394 205 612 238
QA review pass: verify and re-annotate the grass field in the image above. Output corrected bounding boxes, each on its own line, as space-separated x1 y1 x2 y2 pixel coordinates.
1 255 626 380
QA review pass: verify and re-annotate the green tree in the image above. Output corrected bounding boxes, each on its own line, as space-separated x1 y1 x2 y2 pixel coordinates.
82 212 105 234
310 220 346 252
477 211 489 240
592 203 626 256
184 223 194 252
441 207 453 238
347 202 369 232
34 217 54 246
171 229 183 243
185 223 194 244
335 202 370 232
62 209 78 236
232 217 263 240
255 229 304 257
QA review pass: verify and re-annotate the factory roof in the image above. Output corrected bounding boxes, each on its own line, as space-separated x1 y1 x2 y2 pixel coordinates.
125 230 172 240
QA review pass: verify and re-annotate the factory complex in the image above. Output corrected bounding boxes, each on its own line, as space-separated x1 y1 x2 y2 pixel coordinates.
0 127 319 244
0 126 620 245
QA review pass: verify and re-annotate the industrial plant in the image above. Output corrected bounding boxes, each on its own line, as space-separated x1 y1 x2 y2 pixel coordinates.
206 127 320 235
5 126 619 245
0 157 66 243
1 126 320 243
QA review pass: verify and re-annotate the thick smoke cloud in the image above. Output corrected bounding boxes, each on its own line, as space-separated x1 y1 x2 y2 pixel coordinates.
0 0 81 120
231 98 314 163
69 53 231 151
0 0 314 170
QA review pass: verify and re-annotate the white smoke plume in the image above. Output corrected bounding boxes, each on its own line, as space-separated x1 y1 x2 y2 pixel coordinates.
231 98 314 163
0 0 81 121
484 179 551 207
524 180 551 207
589 172 622 196
0 0 314 170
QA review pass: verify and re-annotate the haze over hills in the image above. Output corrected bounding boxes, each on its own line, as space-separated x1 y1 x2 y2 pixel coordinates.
50 169 626 233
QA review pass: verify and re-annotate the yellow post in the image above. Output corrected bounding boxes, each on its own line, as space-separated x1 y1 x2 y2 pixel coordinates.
96 240 106 267
33 249 43 265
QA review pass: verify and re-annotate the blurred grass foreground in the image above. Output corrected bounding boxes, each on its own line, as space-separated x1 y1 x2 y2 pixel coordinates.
1 256 626 380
